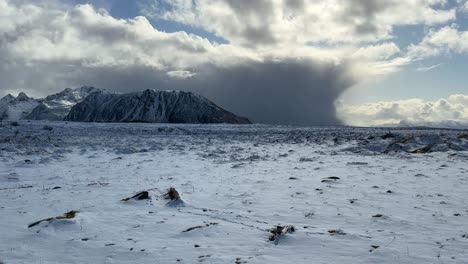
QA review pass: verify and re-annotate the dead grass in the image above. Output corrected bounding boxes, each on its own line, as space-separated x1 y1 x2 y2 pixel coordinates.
28 210 79 228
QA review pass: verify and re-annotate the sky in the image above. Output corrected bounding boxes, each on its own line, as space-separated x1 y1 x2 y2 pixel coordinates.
0 0 468 127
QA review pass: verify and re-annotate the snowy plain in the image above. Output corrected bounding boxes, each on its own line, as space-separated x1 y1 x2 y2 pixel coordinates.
1 121 468 263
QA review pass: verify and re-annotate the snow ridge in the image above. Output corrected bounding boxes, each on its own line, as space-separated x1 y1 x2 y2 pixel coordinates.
26 86 104 121
0 87 104 121
0 92 39 121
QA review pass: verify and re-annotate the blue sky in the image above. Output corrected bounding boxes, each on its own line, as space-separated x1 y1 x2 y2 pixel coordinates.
70 0 228 42
350 11 468 104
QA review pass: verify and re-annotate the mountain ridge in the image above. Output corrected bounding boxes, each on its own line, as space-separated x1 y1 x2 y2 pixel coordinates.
1 88 251 124
26 86 104 121
65 89 251 124
0 92 39 121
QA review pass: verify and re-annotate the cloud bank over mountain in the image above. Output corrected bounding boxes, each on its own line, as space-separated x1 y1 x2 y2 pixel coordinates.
338 94 468 128
0 0 467 125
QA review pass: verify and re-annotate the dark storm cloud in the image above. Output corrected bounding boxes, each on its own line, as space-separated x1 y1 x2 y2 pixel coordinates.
222 0 277 45
339 0 392 36
43 59 355 126
223 0 389 41
285 0 305 11
193 60 354 125
0 0 356 126
0 50 62 97
224 0 273 16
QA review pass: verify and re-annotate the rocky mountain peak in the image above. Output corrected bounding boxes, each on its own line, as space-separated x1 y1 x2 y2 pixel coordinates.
66 89 251 124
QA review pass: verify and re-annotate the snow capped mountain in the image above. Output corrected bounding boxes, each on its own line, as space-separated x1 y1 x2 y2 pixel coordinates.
0 94 15 108
0 87 103 121
0 92 39 121
1 87 251 123
66 89 251 124
26 86 104 121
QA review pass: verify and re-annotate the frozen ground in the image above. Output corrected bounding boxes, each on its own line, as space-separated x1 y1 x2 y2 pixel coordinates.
1 121 468 263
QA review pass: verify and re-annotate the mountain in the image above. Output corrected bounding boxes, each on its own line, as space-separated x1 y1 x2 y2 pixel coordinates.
1 87 251 124
26 86 104 121
0 92 39 121
0 94 15 108
65 89 251 124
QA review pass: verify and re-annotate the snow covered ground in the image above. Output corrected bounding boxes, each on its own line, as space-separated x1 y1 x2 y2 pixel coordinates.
1 121 468 263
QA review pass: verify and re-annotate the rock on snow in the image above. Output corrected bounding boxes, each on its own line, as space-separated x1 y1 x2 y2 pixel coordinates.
0 121 467 263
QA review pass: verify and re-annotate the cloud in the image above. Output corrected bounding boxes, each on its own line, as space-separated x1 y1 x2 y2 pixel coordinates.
337 94 468 128
0 0 359 125
460 0 468 13
416 63 443 72
3 3 246 68
0 0 466 126
34 59 354 125
191 59 354 125
142 0 456 46
408 26 468 59
0 2 254 92
166 70 197 79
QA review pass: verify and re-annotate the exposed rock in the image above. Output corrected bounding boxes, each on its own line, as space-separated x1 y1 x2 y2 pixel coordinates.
321 176 340 183
411 145 433 154
164 187 181 200
0 94 15 108
347 162 368 166
269 225 295 244
381 132 396 139
164 187 185 207
27 86 104 121
121 191 150 201
182 223 218 233
66 89 251 124
328 229 347 235
369 245 380 252
0 93 39 121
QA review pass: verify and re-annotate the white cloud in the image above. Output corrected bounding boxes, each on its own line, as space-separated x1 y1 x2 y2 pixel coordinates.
351 42 401 61
416 63 443 72
0 0 358 125
337 94 468 128
1 0 461 88
0 0 421 92
460 0 468 13
3 3 250 69
142 0 456 46
166 70 197 79
138 0 466 76
408 26 468 59
0 0 467 125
